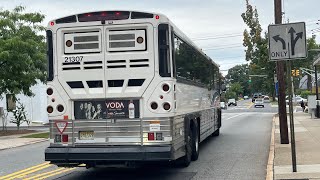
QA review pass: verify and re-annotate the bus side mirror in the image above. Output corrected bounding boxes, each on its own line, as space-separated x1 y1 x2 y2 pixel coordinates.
221 84 226 91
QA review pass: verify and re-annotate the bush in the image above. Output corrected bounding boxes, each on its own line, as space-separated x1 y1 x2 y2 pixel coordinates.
300 90 313 99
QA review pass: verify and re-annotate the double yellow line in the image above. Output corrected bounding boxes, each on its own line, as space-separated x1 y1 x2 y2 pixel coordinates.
0 162 76 180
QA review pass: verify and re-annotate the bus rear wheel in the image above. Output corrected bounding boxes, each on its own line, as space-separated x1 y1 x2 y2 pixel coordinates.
191 123 199 161
175 127 192 167
212 129 220 136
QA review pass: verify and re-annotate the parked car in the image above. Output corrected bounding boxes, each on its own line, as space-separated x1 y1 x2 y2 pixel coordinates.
263 96 270 103
254 98 264 108
244 95 249 100
286 96 307 105
228 99 237 106
220 102 227 109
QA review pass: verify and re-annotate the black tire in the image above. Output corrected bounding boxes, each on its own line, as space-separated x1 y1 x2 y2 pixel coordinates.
191 123 199 161
175 127 192 167
212 128 220 136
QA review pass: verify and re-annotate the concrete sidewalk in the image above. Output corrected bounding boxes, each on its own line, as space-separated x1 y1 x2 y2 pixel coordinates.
273 112 320 180
0 132 48 151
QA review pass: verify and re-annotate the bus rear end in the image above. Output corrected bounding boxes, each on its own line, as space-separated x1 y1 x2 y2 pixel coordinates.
45 11 177 167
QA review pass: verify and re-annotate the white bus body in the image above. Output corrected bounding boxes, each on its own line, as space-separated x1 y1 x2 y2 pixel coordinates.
45 11 222 167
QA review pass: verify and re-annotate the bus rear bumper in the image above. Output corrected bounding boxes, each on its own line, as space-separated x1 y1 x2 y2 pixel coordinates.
45 146 173 164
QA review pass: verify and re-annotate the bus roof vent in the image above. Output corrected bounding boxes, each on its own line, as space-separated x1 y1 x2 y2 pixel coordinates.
131 12 154 19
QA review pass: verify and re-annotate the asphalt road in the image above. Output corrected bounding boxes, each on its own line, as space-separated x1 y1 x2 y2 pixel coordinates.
0 99 276 180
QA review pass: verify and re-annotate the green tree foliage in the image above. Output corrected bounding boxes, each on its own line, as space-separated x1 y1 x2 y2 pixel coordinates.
11 100 29 130
0 6 46 97
225 64 250 95
241 0 276 96
225 83 243 100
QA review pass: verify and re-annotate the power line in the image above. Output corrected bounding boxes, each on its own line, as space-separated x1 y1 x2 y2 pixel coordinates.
192 34 243 41
203 45 244 51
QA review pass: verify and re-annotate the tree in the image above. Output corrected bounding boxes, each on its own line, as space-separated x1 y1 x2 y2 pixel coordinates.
241 0 276 97
225 64 250 95
0 6 46 98
11 100 28 130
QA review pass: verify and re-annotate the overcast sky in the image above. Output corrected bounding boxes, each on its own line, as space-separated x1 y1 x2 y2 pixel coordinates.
2 0 320 74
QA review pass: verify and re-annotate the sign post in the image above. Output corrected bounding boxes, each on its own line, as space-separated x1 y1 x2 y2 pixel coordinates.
269 21 307 172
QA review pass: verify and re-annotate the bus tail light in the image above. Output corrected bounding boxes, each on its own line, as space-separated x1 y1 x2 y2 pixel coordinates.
62 134 68 143
148 133 155 140
57 105 64 112
163 102 171 111
47 88 53 95
47 106 53 113
151 102 158 110
162 84 170 92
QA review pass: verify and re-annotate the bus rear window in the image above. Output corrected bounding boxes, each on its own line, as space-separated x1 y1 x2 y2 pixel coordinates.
158 24 171 77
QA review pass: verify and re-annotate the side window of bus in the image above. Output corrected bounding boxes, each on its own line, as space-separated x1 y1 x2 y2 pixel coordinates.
158 24 171 77
174 35 213 89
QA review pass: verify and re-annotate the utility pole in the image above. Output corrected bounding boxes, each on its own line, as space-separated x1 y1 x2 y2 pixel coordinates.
274 0 289 144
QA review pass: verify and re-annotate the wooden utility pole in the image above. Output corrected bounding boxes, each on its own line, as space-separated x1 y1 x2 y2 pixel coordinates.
274 0 289 144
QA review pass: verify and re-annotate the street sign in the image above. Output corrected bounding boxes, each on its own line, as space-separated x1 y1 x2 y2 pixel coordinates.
268 22 307 61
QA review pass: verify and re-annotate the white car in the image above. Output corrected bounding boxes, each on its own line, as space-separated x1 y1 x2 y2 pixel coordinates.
228 99 237 106
286 96 307 105
244 96 249 100
254 98 264 108
220 102 227 109
264 96 270 103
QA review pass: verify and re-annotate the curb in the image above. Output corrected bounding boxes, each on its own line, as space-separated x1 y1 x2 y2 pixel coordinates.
266 115 276 180
0 138 49 151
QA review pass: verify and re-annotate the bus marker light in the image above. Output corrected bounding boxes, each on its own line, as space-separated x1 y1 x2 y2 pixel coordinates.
62 134 68 143
63 115 68 120
115 12 121 16
101 12 107 16
51 98 55 102
55 121 68 134
160 95 163 99
148 133 155 140
155 15 160 19
50 21 55 26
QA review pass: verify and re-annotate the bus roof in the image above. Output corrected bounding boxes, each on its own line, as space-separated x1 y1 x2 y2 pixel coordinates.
49 10 219 69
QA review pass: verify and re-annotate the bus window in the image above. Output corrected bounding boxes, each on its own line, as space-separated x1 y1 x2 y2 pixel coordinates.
158 24 171 77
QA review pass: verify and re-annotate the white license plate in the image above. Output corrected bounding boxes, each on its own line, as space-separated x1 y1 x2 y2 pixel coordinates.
79 131 94 140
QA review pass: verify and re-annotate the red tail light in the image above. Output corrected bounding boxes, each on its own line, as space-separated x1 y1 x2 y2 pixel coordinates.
162 84 170 92
148 133 155 140
62 134 68 143
163 102 171 111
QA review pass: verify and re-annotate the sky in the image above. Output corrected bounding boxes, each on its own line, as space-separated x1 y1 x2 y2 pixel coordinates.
1 0 320 75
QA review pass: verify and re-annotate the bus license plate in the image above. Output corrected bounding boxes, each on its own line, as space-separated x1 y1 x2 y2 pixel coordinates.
79 131 94 140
